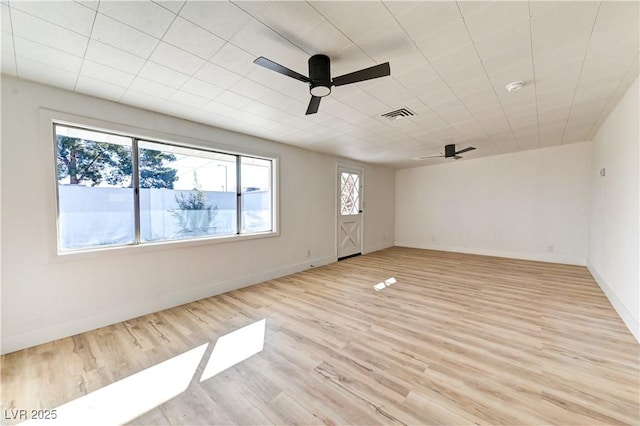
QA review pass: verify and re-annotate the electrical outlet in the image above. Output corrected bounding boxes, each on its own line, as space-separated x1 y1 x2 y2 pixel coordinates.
306 249 311 257
600 168 606 177
382 234 386 241
548 245 555 252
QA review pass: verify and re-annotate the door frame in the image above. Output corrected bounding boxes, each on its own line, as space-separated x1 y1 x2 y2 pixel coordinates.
336 162 364 259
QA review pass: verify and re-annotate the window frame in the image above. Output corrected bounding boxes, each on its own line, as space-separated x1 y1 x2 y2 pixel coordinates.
46 113 279 257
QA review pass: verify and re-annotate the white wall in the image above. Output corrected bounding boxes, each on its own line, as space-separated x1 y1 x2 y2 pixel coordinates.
0 76 395 354
395 141 592 265
588 77 639 342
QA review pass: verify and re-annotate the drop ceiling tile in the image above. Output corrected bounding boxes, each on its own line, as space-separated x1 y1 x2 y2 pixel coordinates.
228 77 273 101
418 88 458 108
309 1 392 41
75 1 98 11
153 1 185 14
162 16 225 60
415 18 472 61
573 80 620 104
149 41 205 75
506 113 539 128
562 126 589 144
274 98 309 116
393 1 461 43
339 88 390 116
481 48 532 78
120 88 167 110
254 89 298 111
392 62 440 93
167 89 210 108
10 1 95 36
539 127 565 147
461 1 529 40
474 22 531 60
355 21 419 68
129 76 176 99
139 61 189 88
214 90 253 109
10 8 89 57
210 43 256 76
329 43 376 77
1 31 17 76
294 19 352 56
98 1 175 39
450 75 494 98
13 36 82 73
244 100 293 123
80 60 135 87
235 1 324 49
91 13 157 58
430 44 481 75
532 33 590 66
530 1 600 38
85 39 146 75
194 61 242 89
384 1 420 19
230 18 308 69
179 1 251 40
1 3 12 32
75 75 126 101
246 66 309 100
363 77 413 106
16 56 77 90
439 60 486 86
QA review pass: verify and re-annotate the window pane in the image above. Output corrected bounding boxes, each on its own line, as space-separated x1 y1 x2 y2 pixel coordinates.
55 125 134 251
241 157 272 233
340 172 360 215
138 141 237 242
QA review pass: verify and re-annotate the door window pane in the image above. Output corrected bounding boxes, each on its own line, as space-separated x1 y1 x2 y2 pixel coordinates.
340 172 360 215
55 125 134 251
241 157 272 233
138 141 237 242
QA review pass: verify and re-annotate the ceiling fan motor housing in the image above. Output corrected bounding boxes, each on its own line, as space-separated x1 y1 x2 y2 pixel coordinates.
309 54 332 97
444 144 456 158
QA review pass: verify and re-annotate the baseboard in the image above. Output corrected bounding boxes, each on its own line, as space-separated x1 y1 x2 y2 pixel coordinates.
364 241 394 254
394 241 586 266
587 262 640 343
1 255 337 355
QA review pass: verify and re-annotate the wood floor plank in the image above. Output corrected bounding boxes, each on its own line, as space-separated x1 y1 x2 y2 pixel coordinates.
1 247 638 425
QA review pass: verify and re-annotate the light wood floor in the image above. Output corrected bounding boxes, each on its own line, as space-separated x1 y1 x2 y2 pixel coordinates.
2 247 639 425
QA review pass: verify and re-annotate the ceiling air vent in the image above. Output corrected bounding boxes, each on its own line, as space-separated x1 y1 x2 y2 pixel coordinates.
381 107 415 120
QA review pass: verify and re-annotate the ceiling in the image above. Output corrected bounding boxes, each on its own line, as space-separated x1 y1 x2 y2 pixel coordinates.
1 1 638 169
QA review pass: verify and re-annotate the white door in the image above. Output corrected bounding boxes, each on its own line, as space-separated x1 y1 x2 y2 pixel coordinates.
337 166 363 259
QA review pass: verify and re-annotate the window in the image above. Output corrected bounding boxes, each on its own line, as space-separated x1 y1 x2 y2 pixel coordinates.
54 124 275 252
340 171 360 215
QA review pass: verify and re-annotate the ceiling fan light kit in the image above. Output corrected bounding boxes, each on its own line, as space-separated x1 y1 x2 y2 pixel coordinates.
308 54 332 97
253 54 391 115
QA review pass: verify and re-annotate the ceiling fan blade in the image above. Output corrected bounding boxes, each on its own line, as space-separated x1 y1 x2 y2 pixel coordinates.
253 57 310 83
417 154 444 160
332 62 390 87
455 146 476 155
305 96 321 115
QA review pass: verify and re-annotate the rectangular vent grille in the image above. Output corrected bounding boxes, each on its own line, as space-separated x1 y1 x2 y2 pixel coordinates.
381 107 415 120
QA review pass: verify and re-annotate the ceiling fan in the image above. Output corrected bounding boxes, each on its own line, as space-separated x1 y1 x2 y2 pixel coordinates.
253 54 390 115
418 144 476 160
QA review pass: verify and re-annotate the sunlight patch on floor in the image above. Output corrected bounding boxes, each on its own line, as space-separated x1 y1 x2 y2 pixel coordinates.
200 319 266 382
373 277 397 291
20 319 268 425
22 343 208 425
